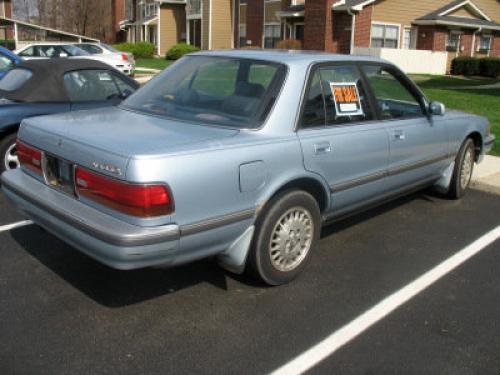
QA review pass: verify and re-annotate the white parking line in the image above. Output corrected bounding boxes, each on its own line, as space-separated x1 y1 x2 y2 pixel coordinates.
271 225 500 375
0 220 33 233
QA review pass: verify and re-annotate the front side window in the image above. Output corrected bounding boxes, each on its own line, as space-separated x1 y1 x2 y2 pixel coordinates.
122 56 286 129
264 24 281 49
371 24 399 48
362 65 424 120
64 70 124 102
301 65 373 128
0 56 13 72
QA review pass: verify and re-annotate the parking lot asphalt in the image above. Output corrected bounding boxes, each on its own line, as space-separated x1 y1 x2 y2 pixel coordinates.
0 188 499 375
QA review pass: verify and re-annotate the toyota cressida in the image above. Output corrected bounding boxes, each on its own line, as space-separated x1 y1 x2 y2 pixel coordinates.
1 50 495 285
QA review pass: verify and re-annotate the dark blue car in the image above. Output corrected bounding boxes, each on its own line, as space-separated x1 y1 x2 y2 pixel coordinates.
0 58 139 173
0 46 22 79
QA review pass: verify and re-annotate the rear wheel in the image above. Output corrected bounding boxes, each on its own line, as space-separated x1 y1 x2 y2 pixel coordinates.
246 190 321 285
0 133 19 174
447 138 475 199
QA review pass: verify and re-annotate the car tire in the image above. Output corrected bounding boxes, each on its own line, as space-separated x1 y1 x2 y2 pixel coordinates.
0 132 19 174
447 138 475 200
246 189 321 286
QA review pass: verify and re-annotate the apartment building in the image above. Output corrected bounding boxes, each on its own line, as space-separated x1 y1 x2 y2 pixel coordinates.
236 0 500 62
120 0 234 55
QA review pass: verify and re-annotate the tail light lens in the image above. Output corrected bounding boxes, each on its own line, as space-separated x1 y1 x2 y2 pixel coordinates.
17 140 42 175
75 167 173 217
122 53 129 62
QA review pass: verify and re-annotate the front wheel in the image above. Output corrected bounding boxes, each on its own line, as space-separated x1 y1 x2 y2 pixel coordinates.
447 138 475 199
0 133 20 174
246 190 321 285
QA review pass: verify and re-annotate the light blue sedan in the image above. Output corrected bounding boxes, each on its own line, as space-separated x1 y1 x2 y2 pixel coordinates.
2 50 495 285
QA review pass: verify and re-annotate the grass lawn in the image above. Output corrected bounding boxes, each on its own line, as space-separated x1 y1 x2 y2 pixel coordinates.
135 58 174 71
415 77 499 156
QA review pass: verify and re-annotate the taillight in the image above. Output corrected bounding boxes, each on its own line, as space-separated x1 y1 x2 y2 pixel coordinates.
17 140 42 175
122 53 129 62
75 167 173 217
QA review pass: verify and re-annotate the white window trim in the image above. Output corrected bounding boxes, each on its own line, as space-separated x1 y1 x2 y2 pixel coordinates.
478 33 492 51
370 22 401 49
403 25 417 49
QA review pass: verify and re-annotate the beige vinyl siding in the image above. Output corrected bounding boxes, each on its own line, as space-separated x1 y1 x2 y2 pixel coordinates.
371 0 500 49
159 5 186 56
264 1 281 23
211 0 233 49
202 0 210 49
449 7 478 18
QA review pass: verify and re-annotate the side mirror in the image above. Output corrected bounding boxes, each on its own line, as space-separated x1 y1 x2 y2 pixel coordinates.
429 101 446 116
121 89 133 99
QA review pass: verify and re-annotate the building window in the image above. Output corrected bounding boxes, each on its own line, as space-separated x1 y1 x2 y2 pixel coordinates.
403 27 416 49
239 24 247 47
371 24 399 48
447 31 461 50
478 34 492 51
264 24 281 49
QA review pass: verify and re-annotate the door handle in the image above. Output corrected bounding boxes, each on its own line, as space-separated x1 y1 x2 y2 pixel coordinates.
314 142 331 154
393 130 406 140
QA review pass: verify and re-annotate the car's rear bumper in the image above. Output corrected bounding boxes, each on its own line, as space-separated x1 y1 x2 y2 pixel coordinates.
2 169 179 270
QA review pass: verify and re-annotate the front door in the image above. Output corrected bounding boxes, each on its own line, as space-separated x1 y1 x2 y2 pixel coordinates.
189 19 201 48
361 64 450 191
297 64 389 218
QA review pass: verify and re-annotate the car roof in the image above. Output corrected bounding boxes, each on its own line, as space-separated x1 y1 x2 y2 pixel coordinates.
191 49 389 66
0 58 138 103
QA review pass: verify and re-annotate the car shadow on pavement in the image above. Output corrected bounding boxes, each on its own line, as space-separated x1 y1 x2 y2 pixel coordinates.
10 225 244 308
10 191 439 307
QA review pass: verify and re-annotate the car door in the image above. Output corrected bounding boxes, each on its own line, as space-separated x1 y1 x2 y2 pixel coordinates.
297 64 390 218
362 65 450 191
64 69 136 111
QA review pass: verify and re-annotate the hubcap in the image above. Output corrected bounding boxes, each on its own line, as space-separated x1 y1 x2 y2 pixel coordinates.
269 207 314 272
4 143 19 171
460 148 473 189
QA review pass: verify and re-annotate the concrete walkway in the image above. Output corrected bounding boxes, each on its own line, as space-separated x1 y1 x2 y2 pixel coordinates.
472 155 500 194
444 82 500 90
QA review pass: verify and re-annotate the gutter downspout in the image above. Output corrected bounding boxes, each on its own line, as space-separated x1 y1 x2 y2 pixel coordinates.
471 27 481 57
347 9 356 55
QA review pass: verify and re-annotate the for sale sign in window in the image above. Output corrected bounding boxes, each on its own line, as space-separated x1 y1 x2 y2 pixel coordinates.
329 82 364 117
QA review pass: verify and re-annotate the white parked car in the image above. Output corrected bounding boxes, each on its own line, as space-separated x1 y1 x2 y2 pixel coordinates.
75 43 136 76
15 43 135 76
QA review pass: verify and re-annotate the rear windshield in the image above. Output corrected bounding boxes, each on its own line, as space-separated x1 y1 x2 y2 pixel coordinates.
122 56 286 129
101 43 120 53
0 68 32 91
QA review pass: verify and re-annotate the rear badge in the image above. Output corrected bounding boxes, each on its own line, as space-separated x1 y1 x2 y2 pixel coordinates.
91 162 123 176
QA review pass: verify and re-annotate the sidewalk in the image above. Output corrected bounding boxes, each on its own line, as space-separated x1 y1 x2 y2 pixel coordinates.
472 155 500 195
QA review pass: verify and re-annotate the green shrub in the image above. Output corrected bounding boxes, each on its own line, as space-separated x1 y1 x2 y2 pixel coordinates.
479 57 500 78
112 41 155 58
166 43 200 60
451 56 480 76
0 39 15 50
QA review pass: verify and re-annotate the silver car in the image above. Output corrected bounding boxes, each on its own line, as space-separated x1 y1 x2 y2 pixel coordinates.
2 50 495 285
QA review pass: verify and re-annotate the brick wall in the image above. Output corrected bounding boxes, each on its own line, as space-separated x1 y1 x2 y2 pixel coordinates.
492 32 500 56
246 0 264 47
303 0 335 51
416 26 447 51
353 4 372 48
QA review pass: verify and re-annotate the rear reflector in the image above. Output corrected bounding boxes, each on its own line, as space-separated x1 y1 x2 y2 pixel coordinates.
122 53 129 61
17 140 42 175
75 167 173 217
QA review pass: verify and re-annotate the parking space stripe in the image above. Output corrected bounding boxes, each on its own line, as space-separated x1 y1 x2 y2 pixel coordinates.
0 220 33 233
271 225 500 375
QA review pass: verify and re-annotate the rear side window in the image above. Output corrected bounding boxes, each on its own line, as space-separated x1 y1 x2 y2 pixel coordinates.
301 65 373 128
0 68 33 91
78 44 103 54
64 70 123 102
362 65 424 119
